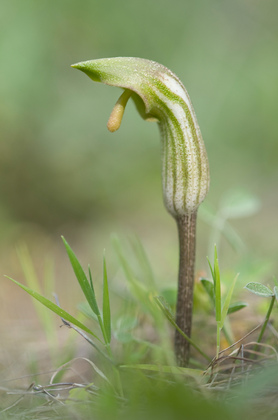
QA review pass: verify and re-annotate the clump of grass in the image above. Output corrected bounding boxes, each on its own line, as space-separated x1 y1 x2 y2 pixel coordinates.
3 233 278 419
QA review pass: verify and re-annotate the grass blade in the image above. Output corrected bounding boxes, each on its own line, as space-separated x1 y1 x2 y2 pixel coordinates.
120 364 205 379
206 257 214 282
102 254 111 344
88 265 101 316
112 235 135 283
5 276 102 342
213 247 221 322
220 273 239 329
155 296 210 361
16 244 55 345
62 236 99 315
129 235 156 290
200 278 214 303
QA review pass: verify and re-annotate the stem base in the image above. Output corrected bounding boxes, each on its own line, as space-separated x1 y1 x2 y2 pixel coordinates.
174 212 197 366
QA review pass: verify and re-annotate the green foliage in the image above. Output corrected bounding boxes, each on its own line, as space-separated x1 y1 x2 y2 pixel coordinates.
102 255 111 344
205 246 240 356
62 236 100 316
245 282 274 297
4 236 278 419
2 0 278 417
244 279 277 346
16 244 58 360
155 296 210 362
5 275 101 342
227 301 248 315
199 189 261 257
220 274 239 329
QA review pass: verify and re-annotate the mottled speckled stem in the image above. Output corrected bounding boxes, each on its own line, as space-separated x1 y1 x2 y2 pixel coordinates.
174 212 197 366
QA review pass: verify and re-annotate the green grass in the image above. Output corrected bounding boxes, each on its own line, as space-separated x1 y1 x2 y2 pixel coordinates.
2 234 278 419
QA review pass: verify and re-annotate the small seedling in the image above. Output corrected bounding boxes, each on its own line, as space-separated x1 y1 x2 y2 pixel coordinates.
245 279 277 350
6 237 123 396
205 246 240 358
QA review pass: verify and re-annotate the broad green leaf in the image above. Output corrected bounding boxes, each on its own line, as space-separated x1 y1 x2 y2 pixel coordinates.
200 278 214 303
220 274 239 329
245 282 273 297
62 236 99 316
6 276 102 342
227 301 248 315
102 254 111 344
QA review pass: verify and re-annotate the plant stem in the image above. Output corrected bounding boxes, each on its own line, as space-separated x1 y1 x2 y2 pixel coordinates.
257 295 275 345
251 295 275 359
216 322 221 359
174 211 197 366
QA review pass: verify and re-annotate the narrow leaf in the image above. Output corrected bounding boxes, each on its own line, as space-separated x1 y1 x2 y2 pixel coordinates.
245 282 273 297
5 276 102 342
62 236 99 315
102 254 111 343
155 296 210 361
155 296 175 321
274 286 278 301
206 257 214 282
129 235 156 290
112 235 135 283
120 364 204 378
227 301 248 315
200 278 214 303
78 302 98 322
16 244 54 343
220 273 239 329
213 247 221 322
88 265 100 316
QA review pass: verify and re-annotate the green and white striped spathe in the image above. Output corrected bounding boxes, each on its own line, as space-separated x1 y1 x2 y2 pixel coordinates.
72 57 210 217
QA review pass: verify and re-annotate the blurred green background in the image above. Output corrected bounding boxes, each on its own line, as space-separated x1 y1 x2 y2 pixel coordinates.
1 0 278 366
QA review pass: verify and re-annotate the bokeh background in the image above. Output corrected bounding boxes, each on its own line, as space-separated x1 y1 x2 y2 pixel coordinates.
1 0 278 376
